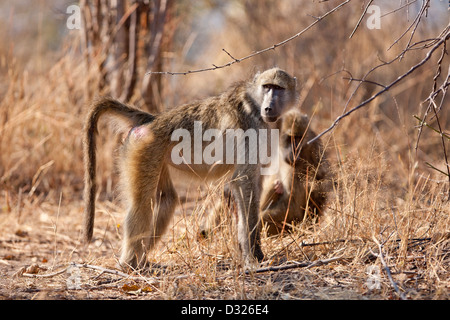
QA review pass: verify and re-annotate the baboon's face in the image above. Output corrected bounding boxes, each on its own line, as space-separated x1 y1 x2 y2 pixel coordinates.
251 68 297 123
280 110 309 166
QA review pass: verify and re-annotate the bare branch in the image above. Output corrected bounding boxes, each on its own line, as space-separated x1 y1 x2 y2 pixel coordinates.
381 0 419 18
308 25 450 145
348 0 373 39
244 256 344 274
222 48 240 62
387 0 430 55
414 45 447 148
342 77 387 89
414 34 450 198
146 0 352 76
428 98 450 198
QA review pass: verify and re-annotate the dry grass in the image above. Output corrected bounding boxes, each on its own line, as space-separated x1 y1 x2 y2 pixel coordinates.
0 1 449 300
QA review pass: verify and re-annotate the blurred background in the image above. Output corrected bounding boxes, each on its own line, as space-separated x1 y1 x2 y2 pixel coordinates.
0 0 448 205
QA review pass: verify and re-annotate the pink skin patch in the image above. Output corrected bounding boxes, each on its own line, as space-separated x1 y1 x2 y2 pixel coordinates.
129 126 149 140
273 180 284 194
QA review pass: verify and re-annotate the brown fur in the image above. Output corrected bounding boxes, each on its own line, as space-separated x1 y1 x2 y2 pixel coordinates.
260 109 329 235
83 68 297 269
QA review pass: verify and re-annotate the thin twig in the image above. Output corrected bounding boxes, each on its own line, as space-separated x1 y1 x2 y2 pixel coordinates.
415 38 450 198
414 115 450 140
415 45 449 150
342 77 387 89
387 0 429 53
424 99 450 181
381 0 418 18
372 236 407 300
222 48 240 62
348 0 373 39
425 162 449 177
399 0 430 61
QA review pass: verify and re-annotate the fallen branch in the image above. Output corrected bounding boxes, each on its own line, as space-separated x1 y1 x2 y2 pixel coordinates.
20 267 67 279
246 256 344 274
71 263 191 284
17 262 189 285
72 263 135 279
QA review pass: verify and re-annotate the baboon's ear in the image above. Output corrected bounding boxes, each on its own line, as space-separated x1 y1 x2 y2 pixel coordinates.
252 71 261 83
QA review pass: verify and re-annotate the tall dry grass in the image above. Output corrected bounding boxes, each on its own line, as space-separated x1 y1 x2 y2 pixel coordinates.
0 1 448 299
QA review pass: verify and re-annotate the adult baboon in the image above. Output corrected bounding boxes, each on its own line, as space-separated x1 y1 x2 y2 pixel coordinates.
260 109 329 235
83 68 297 269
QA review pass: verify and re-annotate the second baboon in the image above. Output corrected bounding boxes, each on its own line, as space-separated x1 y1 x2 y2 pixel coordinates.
201 109 329 237
83 68 298 269
260 109 329 235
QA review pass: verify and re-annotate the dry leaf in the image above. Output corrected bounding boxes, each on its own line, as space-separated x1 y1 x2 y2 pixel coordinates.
25 264 41 274
122 283 140 292
121 283 152 295
15 229 28 237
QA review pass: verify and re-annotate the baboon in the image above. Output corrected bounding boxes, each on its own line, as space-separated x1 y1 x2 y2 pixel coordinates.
260 109 329 235
200 109 329 237
83 68 297 269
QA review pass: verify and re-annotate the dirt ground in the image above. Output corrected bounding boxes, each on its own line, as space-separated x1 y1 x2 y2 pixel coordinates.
1 191 448 301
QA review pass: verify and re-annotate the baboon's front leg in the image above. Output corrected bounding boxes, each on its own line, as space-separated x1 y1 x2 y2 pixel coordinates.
230 169 264 266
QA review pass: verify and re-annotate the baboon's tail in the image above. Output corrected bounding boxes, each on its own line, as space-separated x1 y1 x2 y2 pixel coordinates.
83 97 155 242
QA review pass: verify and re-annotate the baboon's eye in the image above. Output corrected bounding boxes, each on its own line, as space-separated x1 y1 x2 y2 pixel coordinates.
263 84 285 91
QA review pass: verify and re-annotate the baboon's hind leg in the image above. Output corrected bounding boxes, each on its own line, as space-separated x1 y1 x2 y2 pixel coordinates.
151 164 178 246
119 137 177 269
